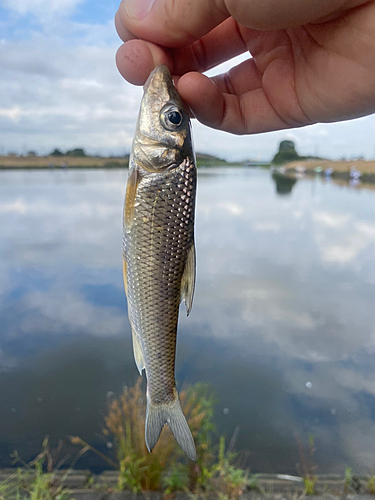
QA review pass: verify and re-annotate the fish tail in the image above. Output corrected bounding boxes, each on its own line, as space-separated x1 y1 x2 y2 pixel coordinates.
145 394 196 461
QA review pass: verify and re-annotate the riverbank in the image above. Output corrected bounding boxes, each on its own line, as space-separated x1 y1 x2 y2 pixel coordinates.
0 469 373 499
0 154 233 170
284 159 375 182
0 155 129 169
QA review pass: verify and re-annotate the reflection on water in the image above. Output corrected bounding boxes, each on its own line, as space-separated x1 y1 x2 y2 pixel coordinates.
272 171 297 195
1 168 375 473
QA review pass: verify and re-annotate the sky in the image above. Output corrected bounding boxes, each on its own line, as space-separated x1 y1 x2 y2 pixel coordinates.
1 0 375 162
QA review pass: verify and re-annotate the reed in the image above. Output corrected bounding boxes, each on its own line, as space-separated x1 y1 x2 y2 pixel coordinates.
102 377 216 492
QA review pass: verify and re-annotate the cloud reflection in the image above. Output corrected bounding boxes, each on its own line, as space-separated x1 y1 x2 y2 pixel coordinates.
1 169 375 472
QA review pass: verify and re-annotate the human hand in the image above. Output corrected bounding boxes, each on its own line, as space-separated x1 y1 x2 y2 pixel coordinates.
115 0 375 134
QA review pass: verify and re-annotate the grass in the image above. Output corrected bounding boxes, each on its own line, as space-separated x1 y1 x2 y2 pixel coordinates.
295 434 317 495
0 437 78 500
0 155 129 169
0 154 234 169
71 377 256 498
368 475 375 494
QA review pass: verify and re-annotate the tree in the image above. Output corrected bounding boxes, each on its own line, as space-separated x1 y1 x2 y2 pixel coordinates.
66 148 86 157
50 148 63 156
272 140 300 164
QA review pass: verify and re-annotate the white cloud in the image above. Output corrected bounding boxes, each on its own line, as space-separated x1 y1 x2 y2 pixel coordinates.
313 211 350 229
19 288 126 337
1 10 375 159
0 106 22 121
0 28 142 154
313 210 375 264
1 0 85 17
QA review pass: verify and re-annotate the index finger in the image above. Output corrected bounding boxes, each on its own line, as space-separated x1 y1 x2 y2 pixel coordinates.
116 18 248 85
118 0 229 47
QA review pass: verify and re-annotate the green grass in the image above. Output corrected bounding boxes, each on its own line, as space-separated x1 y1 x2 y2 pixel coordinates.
71 378 256 498
0 437 76 500
368 475 375 494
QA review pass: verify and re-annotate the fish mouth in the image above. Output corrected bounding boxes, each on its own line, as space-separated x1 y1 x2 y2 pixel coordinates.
143 65 176 103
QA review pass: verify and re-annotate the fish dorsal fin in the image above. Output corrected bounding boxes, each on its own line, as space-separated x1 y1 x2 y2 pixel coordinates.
124 166 140 230
180 243 196 316
132 328 145 374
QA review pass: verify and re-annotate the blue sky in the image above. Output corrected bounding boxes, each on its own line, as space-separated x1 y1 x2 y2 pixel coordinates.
1 0 375 161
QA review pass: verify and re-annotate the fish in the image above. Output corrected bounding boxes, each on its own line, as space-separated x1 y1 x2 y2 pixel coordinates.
122 65 197 461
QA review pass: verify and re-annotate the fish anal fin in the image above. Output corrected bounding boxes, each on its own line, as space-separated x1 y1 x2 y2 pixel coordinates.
180 243 196 316
132 328 145 375
124 166 140 230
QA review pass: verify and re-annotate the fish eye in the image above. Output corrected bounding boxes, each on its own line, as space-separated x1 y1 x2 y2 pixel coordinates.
161 106 183 130
168 111 182 125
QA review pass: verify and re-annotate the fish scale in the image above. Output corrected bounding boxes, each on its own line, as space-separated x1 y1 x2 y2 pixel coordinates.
126 160 196 404
122 65 197 461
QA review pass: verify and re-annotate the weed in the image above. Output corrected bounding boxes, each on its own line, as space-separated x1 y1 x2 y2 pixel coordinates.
368 475 375 494
71 378 253 497
182 382 217 491
0 477 16 500
208 436 249 500
163 464 190 495
295 433 317 495
98 377 217 492
247 473 260 491
10 436 87 500
303 476 316 495
344 466 361 493
344 467 352 493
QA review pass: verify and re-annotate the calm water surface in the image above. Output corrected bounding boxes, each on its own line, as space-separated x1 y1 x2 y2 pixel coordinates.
1 167 375 474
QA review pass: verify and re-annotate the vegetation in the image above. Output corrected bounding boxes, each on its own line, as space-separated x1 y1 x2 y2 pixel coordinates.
70 377 256 498
368 475 375 494
1 393 372 498
0 151 236 169
344 466 353 493
343 466 362 494
0 437 77 500
66 148 86 157
271 140 323 165
295 434 317 495
50 149 63 156
208 436 250 499
272 140 301 164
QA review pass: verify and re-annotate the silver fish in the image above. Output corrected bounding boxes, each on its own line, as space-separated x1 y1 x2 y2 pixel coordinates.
122 65 197 461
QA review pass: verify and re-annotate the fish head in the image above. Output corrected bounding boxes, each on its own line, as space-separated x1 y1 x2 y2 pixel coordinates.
132 65 193 172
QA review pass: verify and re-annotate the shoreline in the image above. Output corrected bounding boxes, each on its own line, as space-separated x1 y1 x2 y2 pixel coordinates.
0 155 233 170
0 155 129 170
284 159 375 183
0 469 372 499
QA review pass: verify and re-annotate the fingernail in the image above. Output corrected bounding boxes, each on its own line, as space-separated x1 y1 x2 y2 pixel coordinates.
124 0 155 20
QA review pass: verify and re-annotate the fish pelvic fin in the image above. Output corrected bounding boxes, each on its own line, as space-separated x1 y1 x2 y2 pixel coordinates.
145 394 196 461
131 328 145 374
180 242 196 316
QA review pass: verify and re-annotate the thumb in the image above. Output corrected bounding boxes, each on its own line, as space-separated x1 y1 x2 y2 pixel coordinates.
118 0 230 47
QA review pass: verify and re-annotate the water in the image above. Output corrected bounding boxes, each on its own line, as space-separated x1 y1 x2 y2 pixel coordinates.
1 167 375 474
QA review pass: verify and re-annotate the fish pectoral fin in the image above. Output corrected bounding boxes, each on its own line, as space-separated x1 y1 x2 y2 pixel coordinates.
132 328 145 374
180 242 196 316
124 166 141 231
